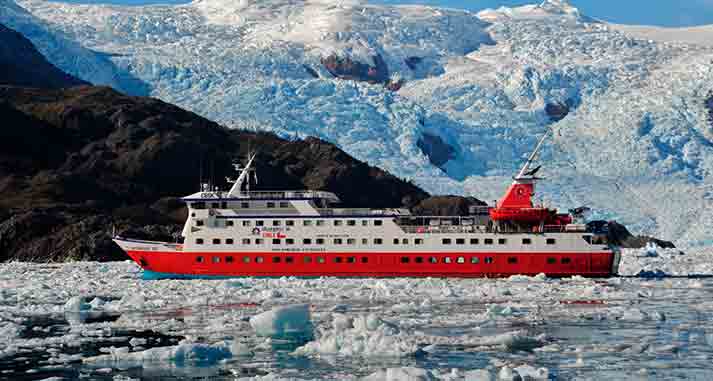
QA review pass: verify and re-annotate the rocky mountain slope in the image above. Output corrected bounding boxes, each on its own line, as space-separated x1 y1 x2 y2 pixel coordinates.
6 0 711 246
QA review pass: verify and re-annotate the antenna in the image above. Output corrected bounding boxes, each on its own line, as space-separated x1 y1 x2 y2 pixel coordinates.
516 127 551 179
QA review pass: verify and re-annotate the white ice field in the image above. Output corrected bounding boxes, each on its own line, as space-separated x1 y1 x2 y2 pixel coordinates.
1 247 713 380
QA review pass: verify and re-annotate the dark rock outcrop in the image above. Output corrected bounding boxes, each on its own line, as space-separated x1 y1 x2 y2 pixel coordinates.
0 23 88 89
588 221 676 249
417 133 457 168
545 101 570 122
404 56 423 70
321 53 389 84
412 196 487 217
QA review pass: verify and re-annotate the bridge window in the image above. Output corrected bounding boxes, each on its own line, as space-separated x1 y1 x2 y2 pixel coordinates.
267 202 275 208
456 238 465 245
226 256 234 263
303 238 312 244
457 257 465 264
196 238 204 244
362 238 368 245
402 238 409 245
316 238 325 245
470 238 479 245
196 220 204 226
471 257 480 264
334 238 343 245
286 220 295 226
304 220 312 226
362 220 369 226
374 238 383 245
196 256 204 263
547 257 557 264
522 238 532 245
272 239 281 245
498 238 507 245
508 257 518 264
334 220 343 226
226 221 234 227
212 238 221 244
401 257 410 263
242 238 250 244
226 238 234 245
241 202 249 208
286 239 295 245
485 257 494 264
242 221 251 227
347 238 356 245
211 202 219 208
393 238 400 245
442 238 452 245
221 202 227 209
280 202 289 208
191 202 206 209
256 220 264 226
212 256 220 263
316 220 325 226
415 238 424 245
582 235 592 244
546 238 556 245
347 220 356 226
374 220 383 226
273 220 281 226
484 238 493 245
255 239 264 244
562 257 572 264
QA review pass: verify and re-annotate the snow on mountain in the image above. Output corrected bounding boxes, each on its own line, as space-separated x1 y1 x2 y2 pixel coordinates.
5 0 713 246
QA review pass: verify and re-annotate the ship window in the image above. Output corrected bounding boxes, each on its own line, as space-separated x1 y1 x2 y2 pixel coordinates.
304 220 312 226
456 238 465 245
316 220 325 226
241 202 249 208
303 238 312 245
242 221 251 227
272 257 280 263
267 202 275 208
547 257 557 264
508 257 518 264
196 238 204 244
334 238 343 245
347 238 356 245
471 257 480 264
286 220 295 226
401 257 410 264
221 202 227 209
226 238 234 245
227 221 234 227
442 238 452 245
522 238 532 245
192 202 206 209
211 202 219 209
226 256 234 263
334 220 343 226
362 238 368 245
242 238 250 245
317 257 325 264
256 220 264 226
485 257 494 264
443 257 452 264
470 238 479 245
256 257 264 263
212 256 220 263
374 220 383 226
415 238 424 245
196 256 204 263
255 239 264 244
484 238 494 245
286 239 295 245
562 257 572 264
347 257 356 263
546 238 556 245
272 239 281 245
316 238 325 245
582 235 592 244
429 257 438 264
196 220 204 226
393 238 400 245
457 257 465 264
415 257 424 264
362 220 368 226
498 238 507 245
273 220 281 226
280 202 289 208
361 257 369 263
243 256 250 263
304 256 312 263
213 238 221 244
334 257 343 263
286 256 294 263
347 220 356 226
374 238 383 245
402 238 409 245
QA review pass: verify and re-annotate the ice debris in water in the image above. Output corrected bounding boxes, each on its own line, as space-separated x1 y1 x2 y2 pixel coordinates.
363 367 437 381
249 304 312 338
293 313 420 357
84 340 240 365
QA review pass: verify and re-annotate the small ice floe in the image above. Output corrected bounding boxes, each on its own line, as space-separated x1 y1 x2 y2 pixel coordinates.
619 308 665 322
477 331 546 352
83 340 242 366
362 366 437 381
293 313 420 357
249 304 312 339
461 369 494 381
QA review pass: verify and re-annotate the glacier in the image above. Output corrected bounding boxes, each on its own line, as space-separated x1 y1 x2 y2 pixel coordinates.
3 0 713 246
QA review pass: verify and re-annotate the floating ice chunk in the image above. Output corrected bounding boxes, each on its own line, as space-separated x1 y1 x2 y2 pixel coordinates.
84 341 234 365
463 369 494 381
64 296 91 312
294 313 420 357
514 365 549 380
497 366 520 380
249 304 312 338
479 331 544 352
363 367 437 381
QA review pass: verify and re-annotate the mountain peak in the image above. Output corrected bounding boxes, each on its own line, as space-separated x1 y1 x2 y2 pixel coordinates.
477 0 586 22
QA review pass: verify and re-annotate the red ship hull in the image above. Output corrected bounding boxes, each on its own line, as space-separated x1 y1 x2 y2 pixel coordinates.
125 249 617 279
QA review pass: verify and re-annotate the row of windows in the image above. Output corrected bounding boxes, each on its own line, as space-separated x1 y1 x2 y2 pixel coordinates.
195 237 557 246
195 255 574 265
192 201 292 210
196 219 387 228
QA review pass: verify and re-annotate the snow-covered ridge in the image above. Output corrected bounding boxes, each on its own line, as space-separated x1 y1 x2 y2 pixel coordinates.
4 0 713 246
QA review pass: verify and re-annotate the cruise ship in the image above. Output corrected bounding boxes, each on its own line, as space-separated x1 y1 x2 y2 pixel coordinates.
113 133 621 279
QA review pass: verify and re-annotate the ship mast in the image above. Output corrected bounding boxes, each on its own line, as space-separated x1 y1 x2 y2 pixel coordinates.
228 152 257 197
515 127 550 180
